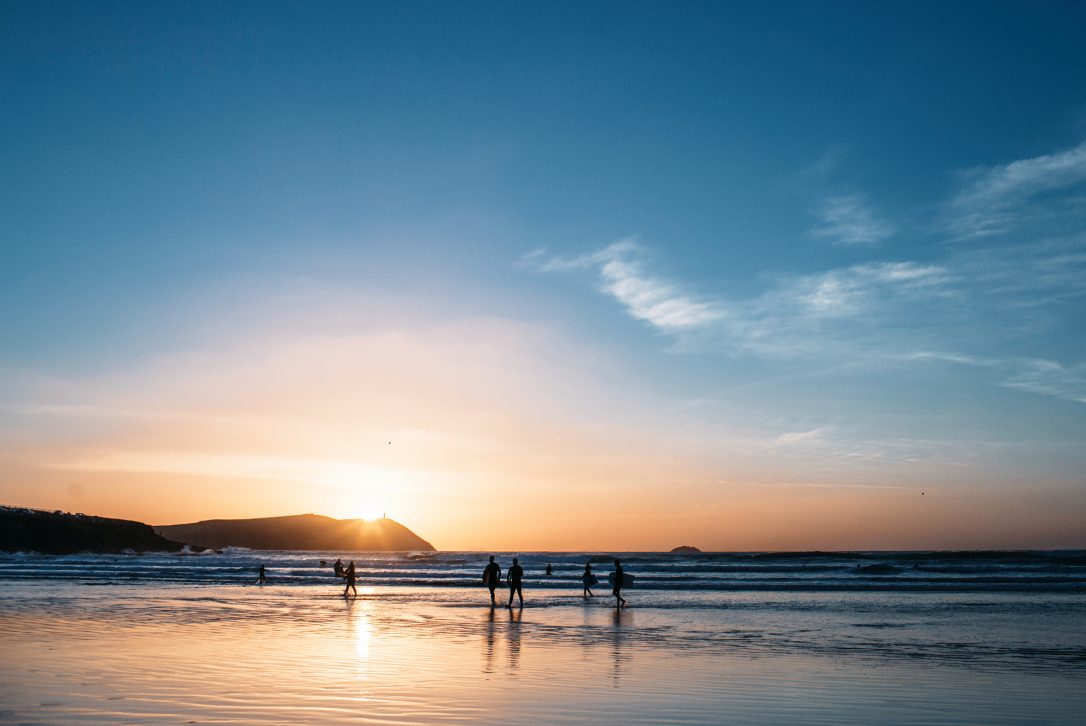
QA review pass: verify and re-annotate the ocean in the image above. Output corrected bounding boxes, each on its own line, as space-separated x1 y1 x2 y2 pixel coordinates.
4 548 1085 591
1 550 1084 723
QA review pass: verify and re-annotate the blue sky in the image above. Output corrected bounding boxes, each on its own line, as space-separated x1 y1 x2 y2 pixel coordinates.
1 2 1084 547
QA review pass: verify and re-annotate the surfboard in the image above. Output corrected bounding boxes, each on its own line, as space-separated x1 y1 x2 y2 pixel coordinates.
607 572 635 587
582 575 599 586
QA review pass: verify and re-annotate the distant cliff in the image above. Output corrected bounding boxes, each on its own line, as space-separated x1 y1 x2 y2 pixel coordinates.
0 506 186 554
155 513 435 551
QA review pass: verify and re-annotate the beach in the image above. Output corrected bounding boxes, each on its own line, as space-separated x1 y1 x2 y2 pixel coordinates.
1 551 1085 723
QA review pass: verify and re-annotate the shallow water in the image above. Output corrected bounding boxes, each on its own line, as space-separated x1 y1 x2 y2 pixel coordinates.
3 549 1084 591
1 552 1085 723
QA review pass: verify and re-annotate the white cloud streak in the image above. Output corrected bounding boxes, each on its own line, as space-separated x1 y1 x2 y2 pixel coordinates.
526 237 1086 407
521 142 1086 407
772 427 827 446
1001 359 1086 405
522 240 725 332
892 351 983 366
527 241 954 356
889 352 1086 407
783 261 950 318
811 193 894 246
946 141 1086 238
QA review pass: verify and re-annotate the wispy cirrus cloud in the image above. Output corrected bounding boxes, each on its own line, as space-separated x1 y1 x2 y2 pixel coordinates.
891 351 983 366
523 237 1086 408
521 141 1086 408
526 240 953 356
780 261 950 318
772 427 827 446
716 260 955 361
520 240 725 332
949 237 1086 308
945 141 1086 238
810 193 894 246
886 351 1086 407
1001 359 1086 405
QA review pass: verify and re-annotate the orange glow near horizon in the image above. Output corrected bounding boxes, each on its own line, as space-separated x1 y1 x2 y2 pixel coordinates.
2 310 1084 551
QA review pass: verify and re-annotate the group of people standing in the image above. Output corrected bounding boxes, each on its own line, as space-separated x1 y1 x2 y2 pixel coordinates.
484 556 629 608
334 558 357 597
260 557 631 608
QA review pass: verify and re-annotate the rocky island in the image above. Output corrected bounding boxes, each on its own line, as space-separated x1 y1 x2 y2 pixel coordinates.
670 545 702 553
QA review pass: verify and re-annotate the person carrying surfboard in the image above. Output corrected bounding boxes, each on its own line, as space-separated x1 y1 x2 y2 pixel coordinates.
507 557 525 608
483 555 502 606
582 562 596 598
612 559 628 608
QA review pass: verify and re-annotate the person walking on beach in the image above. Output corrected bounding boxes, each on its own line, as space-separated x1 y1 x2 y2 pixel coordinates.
582 562 595 598
507 557 525 608
342 561 358 598
612 559 627 608
258 563 267 584
484 555 502 606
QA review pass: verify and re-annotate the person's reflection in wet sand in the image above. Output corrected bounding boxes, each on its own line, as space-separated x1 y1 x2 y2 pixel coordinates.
483 607 497 675
610 607 629 687
507 606 523 672
577 602 596 666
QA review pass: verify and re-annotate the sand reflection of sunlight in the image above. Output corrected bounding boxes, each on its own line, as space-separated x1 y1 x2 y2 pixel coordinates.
347 596 373 675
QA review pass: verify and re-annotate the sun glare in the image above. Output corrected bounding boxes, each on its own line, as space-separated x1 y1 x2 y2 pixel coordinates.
352 504 386 521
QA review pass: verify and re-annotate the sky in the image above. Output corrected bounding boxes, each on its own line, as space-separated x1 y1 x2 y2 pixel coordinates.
2 1 1085 550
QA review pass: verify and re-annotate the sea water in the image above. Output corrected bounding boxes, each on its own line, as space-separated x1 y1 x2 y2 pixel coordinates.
1 550 1084 723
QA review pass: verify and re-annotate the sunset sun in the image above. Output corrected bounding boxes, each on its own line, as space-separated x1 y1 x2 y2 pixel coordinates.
350 503 386 521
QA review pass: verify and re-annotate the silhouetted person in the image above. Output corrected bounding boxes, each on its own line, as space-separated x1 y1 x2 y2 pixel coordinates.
258 564 267 584
545 563 553 576
612 559 627 608
343 561 357 598
334 559 344 578
507 557 524 608
484 555 502 606
582 562 595 597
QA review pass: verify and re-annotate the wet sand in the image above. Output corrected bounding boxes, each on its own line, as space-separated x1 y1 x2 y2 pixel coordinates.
1 583 1084 724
